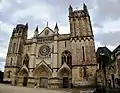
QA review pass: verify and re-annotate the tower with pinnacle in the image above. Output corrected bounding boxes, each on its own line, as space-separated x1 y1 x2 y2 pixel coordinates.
69 4 97 87
4 24 28 85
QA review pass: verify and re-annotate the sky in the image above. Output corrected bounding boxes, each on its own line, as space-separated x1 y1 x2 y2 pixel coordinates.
0 0 120 71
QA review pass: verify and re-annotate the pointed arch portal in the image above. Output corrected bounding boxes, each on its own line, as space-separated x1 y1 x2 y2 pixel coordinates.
19 67 28 87
33 61 52 88
58 63 72 88
33 61 52 77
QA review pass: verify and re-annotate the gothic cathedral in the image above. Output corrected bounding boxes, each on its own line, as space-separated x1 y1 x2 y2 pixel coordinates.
4 4 97 88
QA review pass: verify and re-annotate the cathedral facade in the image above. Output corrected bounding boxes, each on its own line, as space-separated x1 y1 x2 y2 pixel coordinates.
4 4 97 88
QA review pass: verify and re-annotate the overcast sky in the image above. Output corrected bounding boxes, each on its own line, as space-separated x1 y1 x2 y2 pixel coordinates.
0 0 120 71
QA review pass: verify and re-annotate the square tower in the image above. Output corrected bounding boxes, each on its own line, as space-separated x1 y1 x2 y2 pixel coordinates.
69 4 97 88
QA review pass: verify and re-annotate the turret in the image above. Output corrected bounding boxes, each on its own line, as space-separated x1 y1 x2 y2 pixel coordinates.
69 5 73 13
54 23 59 35
25 23 28 30
69 5 73 18
11 23 28 40
83 3 88 14
34 26 39 37
4 23 27 85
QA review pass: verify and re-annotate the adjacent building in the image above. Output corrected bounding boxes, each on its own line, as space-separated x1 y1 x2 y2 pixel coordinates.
96 46 120 88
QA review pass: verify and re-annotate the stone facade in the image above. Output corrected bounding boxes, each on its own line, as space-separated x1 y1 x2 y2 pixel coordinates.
4 4 97 89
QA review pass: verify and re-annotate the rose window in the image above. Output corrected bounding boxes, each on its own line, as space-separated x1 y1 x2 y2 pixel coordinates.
39 45 50 56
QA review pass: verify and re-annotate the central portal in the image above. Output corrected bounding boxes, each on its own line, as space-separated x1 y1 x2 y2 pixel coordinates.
63 77 69 88
39 77 48 88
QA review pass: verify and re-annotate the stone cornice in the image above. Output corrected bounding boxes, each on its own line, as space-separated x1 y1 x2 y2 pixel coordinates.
72 64 98 67
5 66 20 68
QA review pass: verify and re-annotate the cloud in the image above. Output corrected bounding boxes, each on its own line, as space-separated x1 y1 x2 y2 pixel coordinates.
0 39 8 48
0 46 7 58
93 22 103 28
0 0 11 12
103 19 120 33
94 41 116 51
0 56 5 62
0 31 9 40
95 31 120 46
11 0 65 23
92 0 120 35
12 4 54 23
96 0 120 21
0 21 13 34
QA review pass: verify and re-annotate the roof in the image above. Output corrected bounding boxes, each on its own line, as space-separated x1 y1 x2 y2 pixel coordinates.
16 24 25 27
96 47 112 65
96 47 112 58
112 45 120 55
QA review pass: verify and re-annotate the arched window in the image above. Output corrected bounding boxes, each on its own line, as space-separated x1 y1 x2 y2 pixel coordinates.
10 58 13 65
82 46 85 61
23 54 29 68
61 51 72 67
62 55 66 64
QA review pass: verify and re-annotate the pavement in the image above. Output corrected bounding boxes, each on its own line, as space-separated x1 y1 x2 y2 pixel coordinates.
0 84 71 93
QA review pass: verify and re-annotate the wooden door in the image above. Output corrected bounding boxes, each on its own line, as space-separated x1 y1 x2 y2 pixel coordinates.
23 77 27 86
39 77 48 88
63 77 69 88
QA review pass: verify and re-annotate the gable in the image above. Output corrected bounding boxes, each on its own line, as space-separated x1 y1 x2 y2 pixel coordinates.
38 27 55 37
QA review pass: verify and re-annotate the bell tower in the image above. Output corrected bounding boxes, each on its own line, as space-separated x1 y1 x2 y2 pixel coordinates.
69 4 97 88
69 4 93 37
4 23 28 85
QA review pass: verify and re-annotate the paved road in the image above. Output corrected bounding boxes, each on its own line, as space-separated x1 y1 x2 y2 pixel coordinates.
0 84 70 93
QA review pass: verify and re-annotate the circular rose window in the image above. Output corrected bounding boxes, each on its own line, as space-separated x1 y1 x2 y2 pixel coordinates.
39 45 50 56
44 30 49 35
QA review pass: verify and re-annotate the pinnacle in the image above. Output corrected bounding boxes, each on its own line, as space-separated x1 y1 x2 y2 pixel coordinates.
35 26 38 32
25 23 28 29
69 5 72 9
55 22 59 30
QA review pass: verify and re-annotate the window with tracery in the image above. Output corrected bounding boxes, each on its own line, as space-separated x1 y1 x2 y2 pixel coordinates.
61 51 72 67
23 54 29 68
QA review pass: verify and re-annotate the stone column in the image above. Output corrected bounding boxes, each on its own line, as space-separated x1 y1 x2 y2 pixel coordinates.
52 35 58 77
49 35 60 88
28 38 37 87
29 38 37 69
